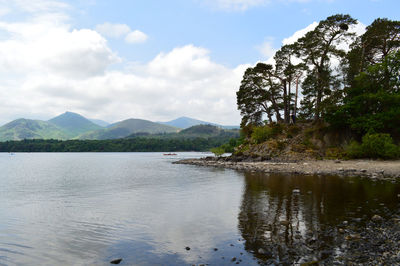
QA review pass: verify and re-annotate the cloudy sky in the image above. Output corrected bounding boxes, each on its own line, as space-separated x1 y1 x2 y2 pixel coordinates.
0 0 398 125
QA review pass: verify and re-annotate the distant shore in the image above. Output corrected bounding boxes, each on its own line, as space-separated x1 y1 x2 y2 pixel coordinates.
174 157 400 179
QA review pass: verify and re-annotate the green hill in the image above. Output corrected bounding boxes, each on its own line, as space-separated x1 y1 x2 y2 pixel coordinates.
0 119 69 141
79 118 180 140
49 112 102 138
126 124 240 140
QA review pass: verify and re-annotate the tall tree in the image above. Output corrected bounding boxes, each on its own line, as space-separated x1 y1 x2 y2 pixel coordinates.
296 14 357 121
274 44 305 123
237 63 282 127
345 18 400 87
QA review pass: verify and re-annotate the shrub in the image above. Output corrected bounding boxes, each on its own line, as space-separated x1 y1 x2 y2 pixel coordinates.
287 125 301 136
251 126 274 144
210 147 225 157
346 133 399 159
361 133 399 159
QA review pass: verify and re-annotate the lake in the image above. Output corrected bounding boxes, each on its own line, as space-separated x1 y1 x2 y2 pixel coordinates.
0 153 399 265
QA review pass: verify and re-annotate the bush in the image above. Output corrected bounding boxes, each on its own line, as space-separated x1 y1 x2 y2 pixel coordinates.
346 133 399 159
361 133 399 159
210 147 225 157
251 126 274 144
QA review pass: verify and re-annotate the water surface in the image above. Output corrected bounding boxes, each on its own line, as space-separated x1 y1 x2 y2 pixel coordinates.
0 153 399 265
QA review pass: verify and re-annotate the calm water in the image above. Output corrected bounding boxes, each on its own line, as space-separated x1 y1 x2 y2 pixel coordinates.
0 153 399 265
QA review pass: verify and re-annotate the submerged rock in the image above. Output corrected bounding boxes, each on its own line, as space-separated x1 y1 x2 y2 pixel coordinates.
110 258 122 264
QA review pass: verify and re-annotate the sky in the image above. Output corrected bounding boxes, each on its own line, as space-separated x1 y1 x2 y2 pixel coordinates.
0 0 399 126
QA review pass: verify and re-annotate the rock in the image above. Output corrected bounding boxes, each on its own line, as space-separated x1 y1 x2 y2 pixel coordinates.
338 228 345 233
231 257 237 262
372 214 383 222
185 246 191 251
214 248 218 251
280 220 290 226
345 234 361 241
110 258 122 264
335 160 341 163
293 189 300 194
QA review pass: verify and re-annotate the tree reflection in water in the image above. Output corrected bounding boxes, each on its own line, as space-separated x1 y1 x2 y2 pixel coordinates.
238 172 400 264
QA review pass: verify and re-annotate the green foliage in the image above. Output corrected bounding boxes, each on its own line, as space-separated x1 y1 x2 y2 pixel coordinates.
345 133 399 159
251 126 274 144
210 147 225 157
0 132 238 152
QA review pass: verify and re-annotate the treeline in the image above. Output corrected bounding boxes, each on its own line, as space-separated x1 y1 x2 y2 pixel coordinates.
236 15 399 158
0 137 237 152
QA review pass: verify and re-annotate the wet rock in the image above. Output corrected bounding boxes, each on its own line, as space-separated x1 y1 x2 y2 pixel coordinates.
185 246 191 251
292 189 300 194
231 257 237 262
335 160 341 163
213 248 218 251
110 258 122 264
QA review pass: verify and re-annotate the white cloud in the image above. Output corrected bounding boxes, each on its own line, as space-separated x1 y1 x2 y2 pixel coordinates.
95 22 148 44
282 22 318 45
95 22 131 38
257 38 276 59
0 7 245 126
125 30 148 44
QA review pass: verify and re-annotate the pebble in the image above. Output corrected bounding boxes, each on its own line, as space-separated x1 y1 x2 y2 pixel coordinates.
110 258 122 264
372 214 383 222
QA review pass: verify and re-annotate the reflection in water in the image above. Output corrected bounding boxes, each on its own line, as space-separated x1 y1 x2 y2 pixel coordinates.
238 172 400 264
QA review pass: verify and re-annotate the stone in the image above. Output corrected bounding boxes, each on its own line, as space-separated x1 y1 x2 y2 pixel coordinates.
280 220 290 226
293 189 300 193
110 258 122 264
185 247 191 251
372 214 383 222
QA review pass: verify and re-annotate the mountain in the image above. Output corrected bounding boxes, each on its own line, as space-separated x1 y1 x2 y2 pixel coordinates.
79 118 180 140
0 119 69 141
160 116 239 129
89 119 110 127
126 124 240 140
48 112 102 138
160 116 211 129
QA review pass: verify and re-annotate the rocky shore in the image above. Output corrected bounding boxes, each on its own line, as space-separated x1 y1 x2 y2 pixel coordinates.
174 157 400 179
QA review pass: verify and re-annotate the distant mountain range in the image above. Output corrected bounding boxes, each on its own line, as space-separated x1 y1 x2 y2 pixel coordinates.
0 112 238 141
79 118 179 140
160 116 239 129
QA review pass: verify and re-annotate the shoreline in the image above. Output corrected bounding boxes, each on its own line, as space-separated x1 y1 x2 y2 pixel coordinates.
174 157 400 179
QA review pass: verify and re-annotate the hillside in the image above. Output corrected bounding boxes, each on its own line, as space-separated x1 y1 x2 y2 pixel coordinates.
49 112 102 138
126 124 240 140
79 118 180 140
0 119 69 141
160 116 239 129
160 116 211 129
89 119 110 127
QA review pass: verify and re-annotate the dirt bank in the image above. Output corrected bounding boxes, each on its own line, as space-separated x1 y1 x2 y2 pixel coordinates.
175 157 400 179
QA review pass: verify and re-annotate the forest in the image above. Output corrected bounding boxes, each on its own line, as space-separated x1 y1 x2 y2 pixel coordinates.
236 15 400 159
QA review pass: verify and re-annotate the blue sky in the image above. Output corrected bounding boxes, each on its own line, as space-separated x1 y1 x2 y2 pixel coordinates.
69 0 400 66
0 0 399 125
